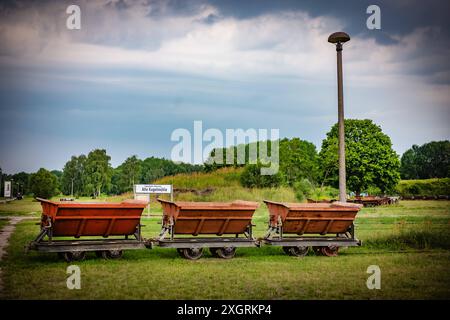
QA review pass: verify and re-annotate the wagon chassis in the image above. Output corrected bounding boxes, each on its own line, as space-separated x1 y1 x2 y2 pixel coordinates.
263 223 361 256
27 218 148 260
156 223 259 259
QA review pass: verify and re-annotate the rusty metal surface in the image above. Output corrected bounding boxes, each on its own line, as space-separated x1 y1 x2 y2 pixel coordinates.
307 198 336 203
264 200 362 235
348 196 390 206
37 198 147 237
158 199 259 236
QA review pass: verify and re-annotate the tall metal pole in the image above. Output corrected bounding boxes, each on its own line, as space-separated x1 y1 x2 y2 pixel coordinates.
336 42 346 202
328 32 350 203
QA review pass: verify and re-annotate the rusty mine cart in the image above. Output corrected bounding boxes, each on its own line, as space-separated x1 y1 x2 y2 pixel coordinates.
27 198 149 262
263 200 363 257
156 199 260 260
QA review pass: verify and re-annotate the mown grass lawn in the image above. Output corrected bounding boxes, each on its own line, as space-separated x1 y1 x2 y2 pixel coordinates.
0 200 449 299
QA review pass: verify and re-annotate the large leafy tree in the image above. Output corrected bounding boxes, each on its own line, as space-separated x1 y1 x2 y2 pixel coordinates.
51 170 62 192
122 156 142 187
83 149 112 197
400 141 450 179
10 171 31 195
319 119 400 195
29 168 58 199
113 155 142 193
61 155 87 196
279 138 319 186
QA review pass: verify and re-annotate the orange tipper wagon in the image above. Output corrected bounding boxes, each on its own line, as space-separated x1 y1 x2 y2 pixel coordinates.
27 198 149 262
157 199 260 260
263 200 363 257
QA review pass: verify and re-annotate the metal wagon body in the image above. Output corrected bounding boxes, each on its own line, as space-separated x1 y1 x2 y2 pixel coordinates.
263 200 363 257
27 198 148 261
348 196 390 207
156 199 259 259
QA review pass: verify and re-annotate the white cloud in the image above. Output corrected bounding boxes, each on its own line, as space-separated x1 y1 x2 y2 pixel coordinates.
2 1 446 87
0 0 448 164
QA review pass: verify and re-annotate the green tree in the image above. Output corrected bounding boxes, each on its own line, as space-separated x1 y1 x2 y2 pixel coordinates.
61 155 87 196
114 155 142 193
319 119 400 195
279 138 319 186
51 170 62 193
240 163 283 188
122 156 141 187
207 138 319 187
109 156 203 195
83 149 112 197
400 146 420 179
29 168 58 199
10 171 31 195
400 141 450 179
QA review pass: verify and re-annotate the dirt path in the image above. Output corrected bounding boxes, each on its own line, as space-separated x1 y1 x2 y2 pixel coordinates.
0 217 34 293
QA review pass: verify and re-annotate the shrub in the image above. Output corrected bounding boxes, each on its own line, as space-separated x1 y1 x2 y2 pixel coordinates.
240 163 283 188
309 186 339 201
395 178 450 197
29 168 58 199
293 178 313 201
366 185 383 196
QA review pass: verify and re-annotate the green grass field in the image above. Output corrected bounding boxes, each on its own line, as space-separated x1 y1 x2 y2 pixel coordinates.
0 219 8 229
0 199 449 299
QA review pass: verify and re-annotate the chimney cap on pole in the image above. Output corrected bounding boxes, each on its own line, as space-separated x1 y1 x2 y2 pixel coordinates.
328 32 350 44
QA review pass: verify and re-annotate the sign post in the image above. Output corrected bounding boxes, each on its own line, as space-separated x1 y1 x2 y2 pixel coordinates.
134 184 173 218
4 181 11 198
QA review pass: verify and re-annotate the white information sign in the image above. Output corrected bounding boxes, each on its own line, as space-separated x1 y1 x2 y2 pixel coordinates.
134 184 172 194
4 181 11 198
134 184 173 217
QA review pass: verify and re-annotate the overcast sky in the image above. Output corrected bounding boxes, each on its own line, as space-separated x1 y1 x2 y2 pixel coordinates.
0 0 449 173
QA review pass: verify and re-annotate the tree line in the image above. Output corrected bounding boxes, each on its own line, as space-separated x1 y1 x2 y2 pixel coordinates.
1 119 448 199
400 140 450 179
0 152 202 199
205 119 449 196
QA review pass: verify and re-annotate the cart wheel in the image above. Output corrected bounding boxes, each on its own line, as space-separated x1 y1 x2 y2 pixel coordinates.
106 250 123 259
288 246 309 257
209 247 220 257
216 247 236 259
282 246 294 256
97 250 123 259
180 248 203 260
62 251 86 262
320 246 339 257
